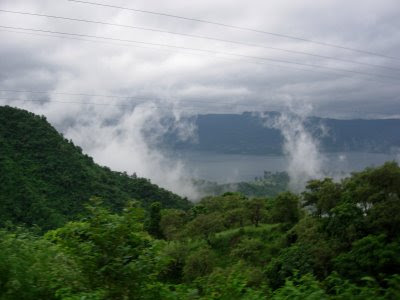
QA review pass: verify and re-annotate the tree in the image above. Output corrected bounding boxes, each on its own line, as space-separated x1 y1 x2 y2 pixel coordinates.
160 209 187 240
333 234 400 283
265 245 314 289
0 229 85 300
183 248 217 281
302 178 341 217
196 263 266 300
324 202 364 247
246 198 266 227
272 274 327 300
231 237 266 264
270 192 300 226
184 213 225 244
224 207 247 228
367 193 400 239
145 202 163 238
45 199 168 299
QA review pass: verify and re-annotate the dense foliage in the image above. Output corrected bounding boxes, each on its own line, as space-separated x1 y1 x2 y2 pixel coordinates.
1 106 400 298
1 161 400 299
0 106 190 230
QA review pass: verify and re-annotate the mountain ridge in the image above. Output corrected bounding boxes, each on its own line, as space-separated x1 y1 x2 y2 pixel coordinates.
162 112 400 154
0 105 190 230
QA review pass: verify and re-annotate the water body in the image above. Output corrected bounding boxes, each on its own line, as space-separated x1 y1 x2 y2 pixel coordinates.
177 151 400 183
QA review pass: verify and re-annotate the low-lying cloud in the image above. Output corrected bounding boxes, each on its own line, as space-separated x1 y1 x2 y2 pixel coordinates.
1 0 400 197
261 102 325 191
36 100 201 199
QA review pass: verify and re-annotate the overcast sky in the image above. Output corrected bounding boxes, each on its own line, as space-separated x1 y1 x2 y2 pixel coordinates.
1 0 400 118
1 0 399 194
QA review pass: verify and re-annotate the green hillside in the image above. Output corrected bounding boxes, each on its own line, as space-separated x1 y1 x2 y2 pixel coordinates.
0 162 399 299
1 105 400 299
0 106 190 230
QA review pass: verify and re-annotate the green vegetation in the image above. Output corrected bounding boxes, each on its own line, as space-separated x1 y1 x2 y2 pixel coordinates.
0 106 190 230
1 106 400 299
1 161 399 299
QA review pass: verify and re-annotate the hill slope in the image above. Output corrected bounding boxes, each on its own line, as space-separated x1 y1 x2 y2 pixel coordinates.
0 106 190 229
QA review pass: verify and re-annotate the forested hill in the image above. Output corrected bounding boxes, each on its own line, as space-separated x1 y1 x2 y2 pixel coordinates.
0 106 190 230
1 161 399 298
163 112 400 154
1 105 400 298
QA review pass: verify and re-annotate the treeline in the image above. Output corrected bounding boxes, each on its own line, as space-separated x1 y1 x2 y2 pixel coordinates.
1 162 400 299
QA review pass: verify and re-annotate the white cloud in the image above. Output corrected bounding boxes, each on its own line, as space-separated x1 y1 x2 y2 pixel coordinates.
1 0 400 194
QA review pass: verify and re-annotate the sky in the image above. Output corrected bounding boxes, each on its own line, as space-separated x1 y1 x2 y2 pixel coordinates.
1 0 399 195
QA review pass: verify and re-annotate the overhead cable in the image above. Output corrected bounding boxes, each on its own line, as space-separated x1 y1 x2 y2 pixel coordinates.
0 25 397 81
0 8 397 71
67 0 399 61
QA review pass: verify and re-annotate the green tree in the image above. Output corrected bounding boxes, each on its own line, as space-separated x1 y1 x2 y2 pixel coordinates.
160 209 187 240
45 199 168 299
231 237 266 265
302 178 341 217
333 234 400 283
272 274 327 300
270 192 300 226
184 212 225 244
145 202 163 239
196 263 266 300
0 229 85 299
266 245 314 289
183 248 217 281
246 198 266 227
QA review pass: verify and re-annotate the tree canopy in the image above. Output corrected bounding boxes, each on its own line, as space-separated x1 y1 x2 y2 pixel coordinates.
1 106 400 299
0 106 190 230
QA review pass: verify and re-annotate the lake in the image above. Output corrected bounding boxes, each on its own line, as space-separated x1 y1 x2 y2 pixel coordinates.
176 151 400 183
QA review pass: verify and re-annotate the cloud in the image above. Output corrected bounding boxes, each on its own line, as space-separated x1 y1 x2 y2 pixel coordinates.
1 0 400 194
260 101 325 191
0 0 399 117
61 102 201 199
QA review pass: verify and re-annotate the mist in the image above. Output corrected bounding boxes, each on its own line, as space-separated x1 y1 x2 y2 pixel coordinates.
2 0 400 199
261 104 325 191
38 101 202 199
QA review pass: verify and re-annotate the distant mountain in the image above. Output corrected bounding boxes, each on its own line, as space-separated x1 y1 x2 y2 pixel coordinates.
0 106 190 230
163 112 400 154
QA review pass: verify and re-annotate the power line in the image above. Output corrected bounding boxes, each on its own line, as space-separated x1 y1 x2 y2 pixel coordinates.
2 28 364 79
0 89 251 107
1 27 395 84
0 27 209 56
0 25 397 81
0 96 132 107
0 88 156 100
0 96 249 110
4 28 390 86
0 96 188 108
67 0 400 61
0 9 397 72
